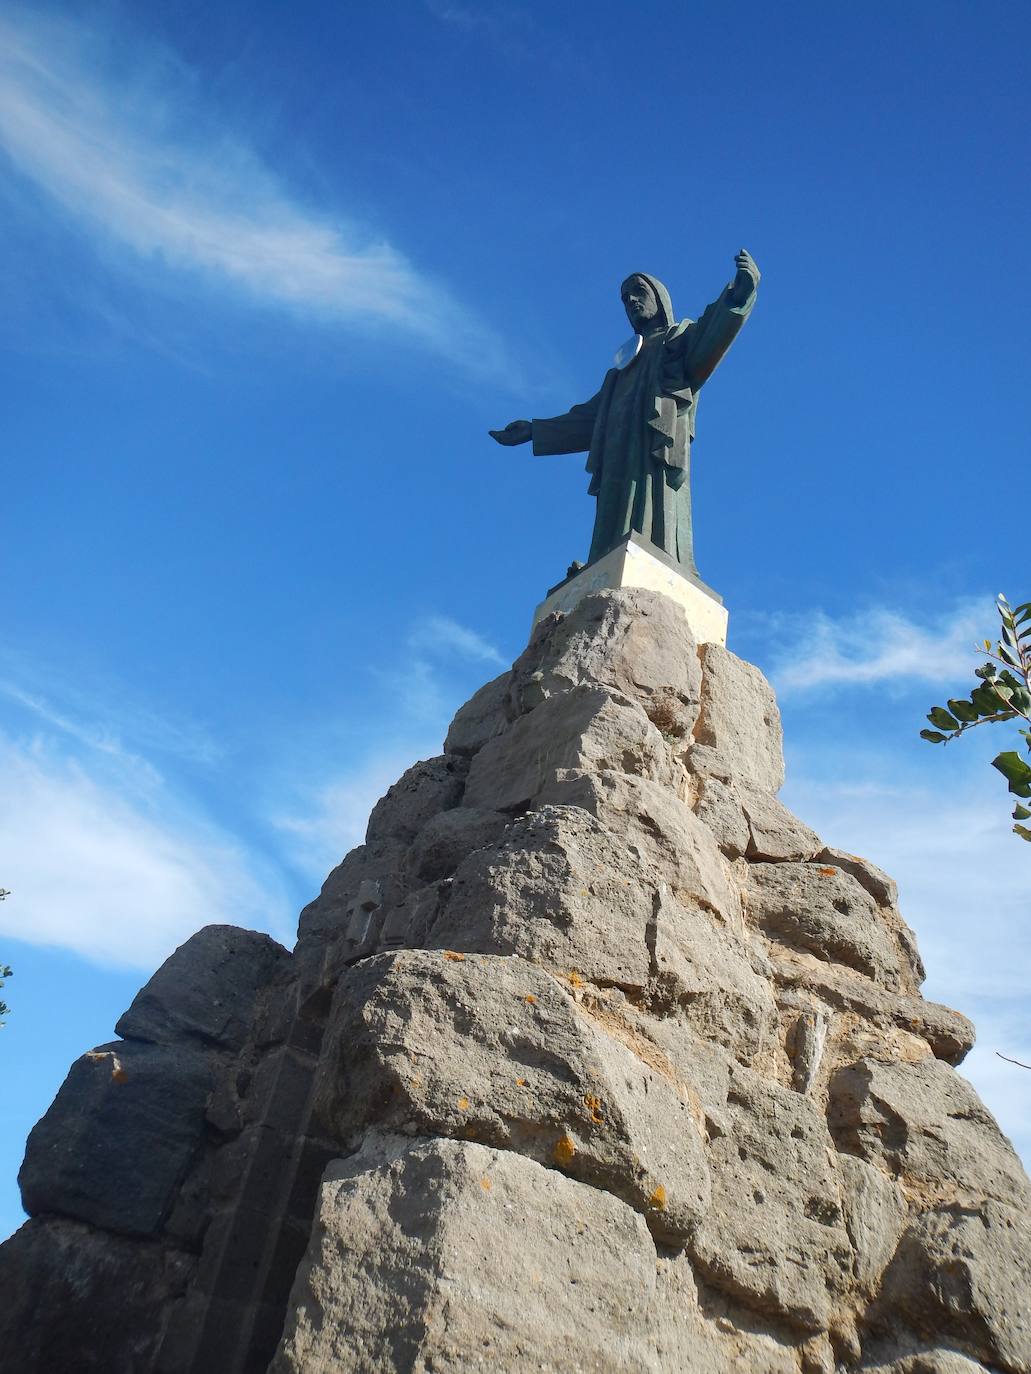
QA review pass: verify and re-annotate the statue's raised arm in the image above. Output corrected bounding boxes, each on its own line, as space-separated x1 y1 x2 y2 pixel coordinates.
489 250 759 579
680 248 760 389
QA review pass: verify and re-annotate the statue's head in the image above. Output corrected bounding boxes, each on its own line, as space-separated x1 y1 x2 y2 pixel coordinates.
620 273 674 332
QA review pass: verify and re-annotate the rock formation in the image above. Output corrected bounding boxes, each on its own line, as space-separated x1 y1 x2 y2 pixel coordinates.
2 588 1029 1373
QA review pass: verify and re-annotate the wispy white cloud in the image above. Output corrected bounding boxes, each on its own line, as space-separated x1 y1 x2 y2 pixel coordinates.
0 670 220 776
765 599 990 693
409 615 507 668
0 732 292 969
0 9 505 374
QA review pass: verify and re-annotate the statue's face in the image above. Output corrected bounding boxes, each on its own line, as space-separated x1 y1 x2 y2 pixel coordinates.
621 277 659 331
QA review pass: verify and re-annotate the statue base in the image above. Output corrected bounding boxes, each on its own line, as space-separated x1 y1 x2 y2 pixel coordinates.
532 533 728 645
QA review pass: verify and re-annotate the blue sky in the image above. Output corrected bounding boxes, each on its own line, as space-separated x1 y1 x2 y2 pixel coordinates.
1 0 1029 1241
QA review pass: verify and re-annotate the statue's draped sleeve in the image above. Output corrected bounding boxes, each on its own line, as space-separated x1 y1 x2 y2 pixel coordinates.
669 278 757 389
530 389 604 456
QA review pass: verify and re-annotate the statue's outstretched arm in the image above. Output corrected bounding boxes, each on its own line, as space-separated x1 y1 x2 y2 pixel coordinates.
490 389 602 457
683 249 760 388
527 391 602 456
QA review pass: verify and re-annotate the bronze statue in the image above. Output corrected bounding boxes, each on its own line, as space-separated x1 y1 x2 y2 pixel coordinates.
490 250 759 581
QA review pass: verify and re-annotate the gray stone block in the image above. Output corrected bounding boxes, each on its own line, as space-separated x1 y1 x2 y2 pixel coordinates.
444 669 512 757
687 641 785 793
19 1039 211 1237
463 684 674 812
406 804 508 882
828 1056 1030 1211
747 861 915 990
0 1217 194 1374
879 1201 1031 1371
510 586 702 740
117 923 288 1050
315 950 710 1242
365 754 465 845
431 802 657 988
689 1068 853 1333
270 1134 665 1374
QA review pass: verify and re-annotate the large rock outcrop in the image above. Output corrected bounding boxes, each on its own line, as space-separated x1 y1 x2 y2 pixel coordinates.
1 587 1026 1374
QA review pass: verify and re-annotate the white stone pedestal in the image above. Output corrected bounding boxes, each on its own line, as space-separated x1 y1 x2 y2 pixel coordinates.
532 534 728 645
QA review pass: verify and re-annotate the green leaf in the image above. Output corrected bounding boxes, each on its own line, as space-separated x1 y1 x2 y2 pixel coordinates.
999 642 1021 668
1013 823 1031 842
1013 804 1031 820
927 706 960 731
920 729 948 744
947 698 979 723
972 685 1006 716
993 751 1031 783
993 751 1031 792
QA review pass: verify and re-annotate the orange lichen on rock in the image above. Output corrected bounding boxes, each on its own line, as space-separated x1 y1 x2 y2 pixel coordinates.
480 1176 492 1192
648 1184 667 1210
553 1133 577 1167
443 950 466 962
583 1093 604 1124
524 994 537 1005
567 970 584 988
818 867 837 877
457 1097 470 1111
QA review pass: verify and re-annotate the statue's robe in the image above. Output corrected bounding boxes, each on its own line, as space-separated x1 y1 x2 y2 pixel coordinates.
530 277 756 575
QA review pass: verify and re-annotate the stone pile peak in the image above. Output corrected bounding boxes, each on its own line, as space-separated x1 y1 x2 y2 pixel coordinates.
2 587 1028 1374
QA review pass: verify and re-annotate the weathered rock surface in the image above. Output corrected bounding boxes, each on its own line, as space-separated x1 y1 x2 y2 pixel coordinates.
829 1057 1030 1210
117 924 289 1050
876 1201 1031 1372
272 1133 804 1374
463 683 675 811
271 1134 669 1374
747 860 922 992
365 755 466 845
696 773 821 861
314 950 710 1241
430 802 658 986
687 640 786 793
0 1217 194 1374
19 1039 212 1237
859 1346 992 1372
690 1067 854 1334
3 585 1028 1374
443 669 511 757
509 587 703 737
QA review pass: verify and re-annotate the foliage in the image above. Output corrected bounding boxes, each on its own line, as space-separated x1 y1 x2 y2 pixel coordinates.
920 596 1031 840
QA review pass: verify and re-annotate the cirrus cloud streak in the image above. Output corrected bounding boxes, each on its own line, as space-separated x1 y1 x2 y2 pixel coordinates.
0 9 506 374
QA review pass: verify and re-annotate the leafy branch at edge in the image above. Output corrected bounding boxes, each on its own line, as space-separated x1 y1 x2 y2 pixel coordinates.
920 595 1031 841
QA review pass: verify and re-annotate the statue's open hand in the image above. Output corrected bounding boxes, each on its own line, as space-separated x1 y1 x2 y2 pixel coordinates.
730 248 760 304
489 420 533 446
